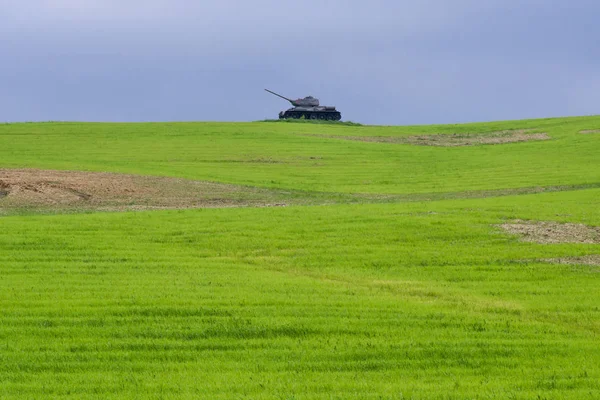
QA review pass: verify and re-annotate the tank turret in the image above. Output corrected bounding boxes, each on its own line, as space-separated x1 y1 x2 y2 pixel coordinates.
265 89 341 121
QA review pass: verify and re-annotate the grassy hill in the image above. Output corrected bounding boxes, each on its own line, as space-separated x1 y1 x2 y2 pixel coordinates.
1 117 599 399
1 117 599 194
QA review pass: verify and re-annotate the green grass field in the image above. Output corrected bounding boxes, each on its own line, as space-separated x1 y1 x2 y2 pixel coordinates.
1 117 599 399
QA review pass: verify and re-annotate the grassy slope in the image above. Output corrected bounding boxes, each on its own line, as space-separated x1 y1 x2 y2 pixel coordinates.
1 117 600 399
1 116 599 194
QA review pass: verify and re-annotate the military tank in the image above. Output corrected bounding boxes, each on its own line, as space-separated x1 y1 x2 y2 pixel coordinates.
265 89 342 121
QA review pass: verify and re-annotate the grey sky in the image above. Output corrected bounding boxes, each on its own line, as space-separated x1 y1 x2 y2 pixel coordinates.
1 0 599 125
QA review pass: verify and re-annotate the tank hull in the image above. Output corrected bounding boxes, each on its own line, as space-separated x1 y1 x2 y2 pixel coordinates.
279 107 342 121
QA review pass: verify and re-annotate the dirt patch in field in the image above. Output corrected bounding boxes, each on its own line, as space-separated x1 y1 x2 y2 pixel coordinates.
541 255 600 266
0 169 291 212
500 220 600 244
580 130 600 134
318 130 550 147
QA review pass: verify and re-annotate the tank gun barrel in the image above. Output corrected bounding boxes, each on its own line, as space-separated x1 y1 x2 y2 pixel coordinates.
264 89 294 105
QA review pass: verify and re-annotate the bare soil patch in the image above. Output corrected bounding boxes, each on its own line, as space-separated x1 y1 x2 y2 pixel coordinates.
318 130 550 147
0 169 290 213
580 130 600 134
500 220 600 244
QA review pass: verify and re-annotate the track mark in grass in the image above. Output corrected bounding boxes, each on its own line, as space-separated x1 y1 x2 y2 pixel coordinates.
109 306 233 318
500 220 600 244
355 182 600 203
515 255 600 272
580 130 600 134
371 279 524 315
307 130 550 146
544 254 600 267
540 255 600 267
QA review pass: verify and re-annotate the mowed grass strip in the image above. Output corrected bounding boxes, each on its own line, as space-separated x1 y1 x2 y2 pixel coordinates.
1 189 599 399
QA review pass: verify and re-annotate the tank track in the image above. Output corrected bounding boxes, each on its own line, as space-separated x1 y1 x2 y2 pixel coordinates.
280 111 342 121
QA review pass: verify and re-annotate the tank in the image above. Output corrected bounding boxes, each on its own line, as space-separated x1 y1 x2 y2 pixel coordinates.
265 89 342 121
